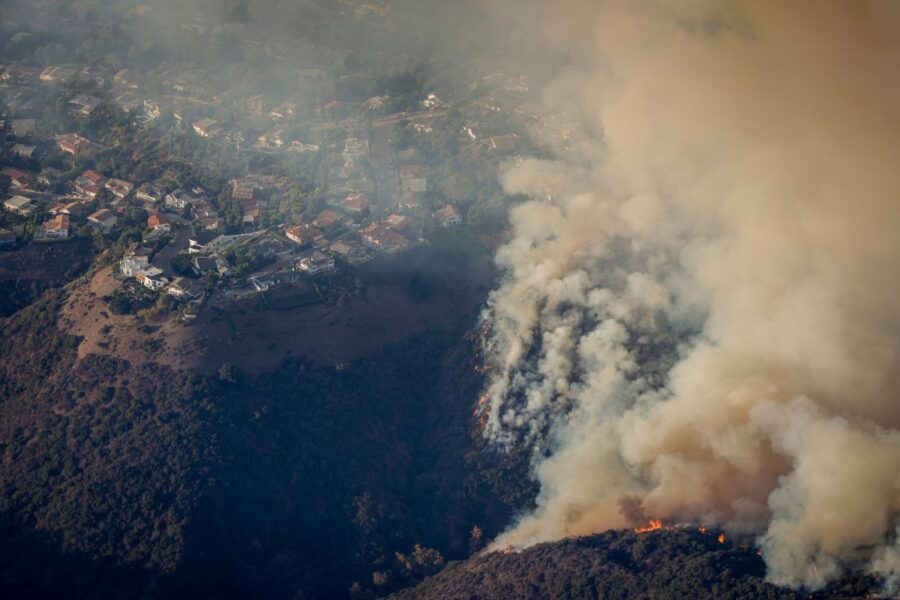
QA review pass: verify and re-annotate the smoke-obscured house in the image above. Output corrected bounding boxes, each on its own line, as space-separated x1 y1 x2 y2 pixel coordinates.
11 144 35 159
192 118 223 138
311 209 351 232
341 191 369 214
434 205 462 228
360 222 408 253
69 94 103 117
56 133 93 155
328 240 372 266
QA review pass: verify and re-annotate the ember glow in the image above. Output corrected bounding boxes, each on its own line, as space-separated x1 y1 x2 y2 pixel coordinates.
633 519 665 535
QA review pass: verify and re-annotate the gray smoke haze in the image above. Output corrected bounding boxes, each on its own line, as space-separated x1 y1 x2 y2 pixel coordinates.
479 0 900 589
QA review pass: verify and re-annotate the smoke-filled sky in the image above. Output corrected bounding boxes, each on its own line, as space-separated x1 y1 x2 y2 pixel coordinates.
479 0 900 590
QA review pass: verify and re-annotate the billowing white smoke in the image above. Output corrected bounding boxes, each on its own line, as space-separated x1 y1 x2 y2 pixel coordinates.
480 0 900 589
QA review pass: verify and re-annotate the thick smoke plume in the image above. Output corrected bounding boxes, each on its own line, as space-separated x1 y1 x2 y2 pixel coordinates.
480 0 900 589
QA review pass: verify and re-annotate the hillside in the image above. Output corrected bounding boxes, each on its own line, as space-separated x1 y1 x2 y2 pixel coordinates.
0 238 93 317
390 529 879 600
0 239 530 599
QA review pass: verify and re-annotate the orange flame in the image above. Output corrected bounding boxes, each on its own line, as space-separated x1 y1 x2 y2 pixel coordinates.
634 519 665 534
717 534 726 544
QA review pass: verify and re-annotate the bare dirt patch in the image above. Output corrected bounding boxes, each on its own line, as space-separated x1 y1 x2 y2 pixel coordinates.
58 266 201 371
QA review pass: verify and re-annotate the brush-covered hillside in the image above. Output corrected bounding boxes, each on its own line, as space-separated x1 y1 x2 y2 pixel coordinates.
0 239 532 599
390 529 879 600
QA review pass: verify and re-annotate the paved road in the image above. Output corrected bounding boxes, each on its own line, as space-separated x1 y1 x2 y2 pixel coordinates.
8 188 67 203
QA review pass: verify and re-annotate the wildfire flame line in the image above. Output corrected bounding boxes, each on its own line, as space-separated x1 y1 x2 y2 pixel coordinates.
633 519 665 534
633 521 728 544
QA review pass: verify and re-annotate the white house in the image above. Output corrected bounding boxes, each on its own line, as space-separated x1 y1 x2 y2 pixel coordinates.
165 188 193 210
121 251 151 277
167 277 201 301
297 251 335 275
3 195 34 216
36 214 70 241
136 267 168 291
69 94 103 117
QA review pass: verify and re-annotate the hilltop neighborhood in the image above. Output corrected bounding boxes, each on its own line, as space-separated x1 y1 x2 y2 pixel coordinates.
0 0 573 322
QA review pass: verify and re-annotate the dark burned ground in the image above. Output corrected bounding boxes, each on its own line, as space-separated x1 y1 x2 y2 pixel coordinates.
392 529 880 600
0 238 93 316
196 231 495 373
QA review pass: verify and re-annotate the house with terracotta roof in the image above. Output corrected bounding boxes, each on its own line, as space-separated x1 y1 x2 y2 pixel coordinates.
73 170 107 199
360 222 408 253
434 205 462 228
35 214 70 241
285 223 324 246
383 214 419 237
311 209 350 232
341 191 369 214
56 133 92 155
147 213 170 232
230 178 259 203
49 200 88 220
1 166 32 189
